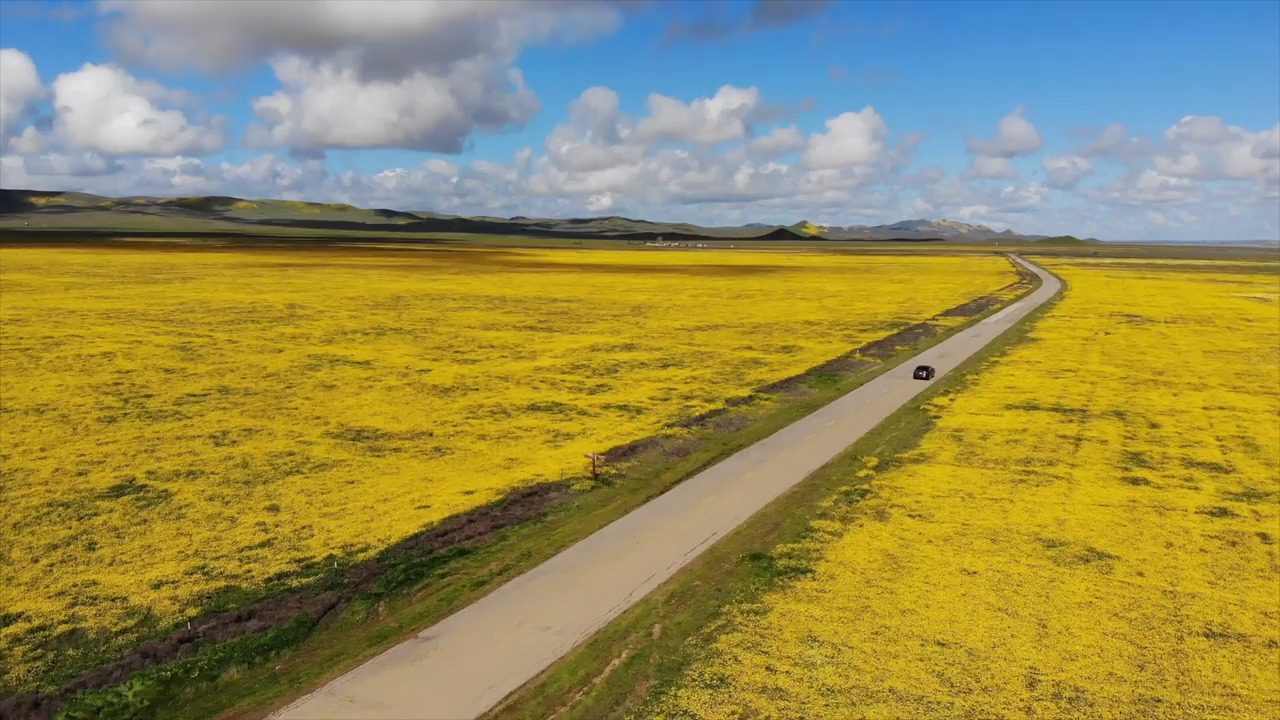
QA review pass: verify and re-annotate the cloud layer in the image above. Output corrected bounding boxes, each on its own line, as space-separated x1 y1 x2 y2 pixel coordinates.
1 0 1278 242
99 0 623 155
0 48 43 136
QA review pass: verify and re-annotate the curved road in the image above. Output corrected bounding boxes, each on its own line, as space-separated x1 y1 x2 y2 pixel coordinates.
274 255 1061 720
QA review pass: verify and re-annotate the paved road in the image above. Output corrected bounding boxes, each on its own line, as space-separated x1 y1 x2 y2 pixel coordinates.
273 256 1061 720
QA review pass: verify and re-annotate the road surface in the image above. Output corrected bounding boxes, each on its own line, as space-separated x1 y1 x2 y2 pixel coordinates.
273 255 1061 720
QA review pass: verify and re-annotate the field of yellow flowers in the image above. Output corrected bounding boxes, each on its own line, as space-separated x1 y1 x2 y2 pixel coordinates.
0 244 1015 691
646 258 1280 719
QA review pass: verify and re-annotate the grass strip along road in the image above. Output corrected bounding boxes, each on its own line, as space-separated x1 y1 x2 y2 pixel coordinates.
272 256 1060 720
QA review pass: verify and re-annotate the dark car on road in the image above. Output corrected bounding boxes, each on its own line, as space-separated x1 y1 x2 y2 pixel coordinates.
913 365 936 380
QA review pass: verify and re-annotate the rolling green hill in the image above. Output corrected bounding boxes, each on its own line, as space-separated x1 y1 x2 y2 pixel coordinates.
0 189 1085 244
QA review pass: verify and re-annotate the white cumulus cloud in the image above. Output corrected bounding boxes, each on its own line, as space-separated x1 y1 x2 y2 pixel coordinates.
543 86 642 173
585 192 614 212
103 0 625 154
635 85 760 145
1087 169 1199 206
964 107 1044 180
748 125 805 158
802 107 888 169
1155 116 1279 184
0 48 44 136
50 63 225 155
967 106 1043 157
100 0 624 75
8 125 48 154
1042 154 1092 189
245 56 538 154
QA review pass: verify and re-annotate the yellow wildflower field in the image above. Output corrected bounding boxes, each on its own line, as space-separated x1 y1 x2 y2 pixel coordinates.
648 259 1280 719
0 245 1014 689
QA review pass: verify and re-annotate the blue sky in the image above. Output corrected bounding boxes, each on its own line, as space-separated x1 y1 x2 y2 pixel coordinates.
0 0 1277 240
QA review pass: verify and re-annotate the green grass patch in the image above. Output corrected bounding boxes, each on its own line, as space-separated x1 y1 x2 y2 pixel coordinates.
58 615 320 720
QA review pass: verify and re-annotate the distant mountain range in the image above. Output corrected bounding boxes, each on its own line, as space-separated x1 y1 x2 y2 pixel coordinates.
0 189 1094 244
730 218 1094 242
816 219 1054 241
